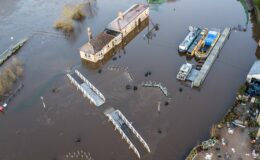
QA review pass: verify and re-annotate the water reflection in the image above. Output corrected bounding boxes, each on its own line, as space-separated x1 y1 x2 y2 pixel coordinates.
82 18 152 69
85 0 98 19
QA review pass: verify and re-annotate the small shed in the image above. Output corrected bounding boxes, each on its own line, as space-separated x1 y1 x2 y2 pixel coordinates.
247 60 260 83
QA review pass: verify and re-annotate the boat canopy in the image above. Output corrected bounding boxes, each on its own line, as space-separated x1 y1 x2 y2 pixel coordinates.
205 31 218 46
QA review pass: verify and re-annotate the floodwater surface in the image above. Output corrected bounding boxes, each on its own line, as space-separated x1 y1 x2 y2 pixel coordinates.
0 0 259 159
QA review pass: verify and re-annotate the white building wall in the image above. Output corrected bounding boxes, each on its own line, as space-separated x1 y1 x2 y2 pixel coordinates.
80 7 149 63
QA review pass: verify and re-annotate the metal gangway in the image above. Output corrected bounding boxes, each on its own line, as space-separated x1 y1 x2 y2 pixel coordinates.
142 81 168 96
67 70 105 107
106 109 151 159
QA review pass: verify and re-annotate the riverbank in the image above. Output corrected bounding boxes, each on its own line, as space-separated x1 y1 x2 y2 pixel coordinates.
255 5 260 23
186 86 260 159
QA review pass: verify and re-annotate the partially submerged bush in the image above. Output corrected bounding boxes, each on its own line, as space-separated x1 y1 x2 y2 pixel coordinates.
54 19 74 33
63 4 86 20
53 2 87 33
254 0 260 7
0 58 23 97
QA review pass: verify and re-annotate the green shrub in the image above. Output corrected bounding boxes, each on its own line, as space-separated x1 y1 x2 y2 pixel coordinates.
238 84 247 95
254 0 260 7
249 130 258 139
224 111 238 122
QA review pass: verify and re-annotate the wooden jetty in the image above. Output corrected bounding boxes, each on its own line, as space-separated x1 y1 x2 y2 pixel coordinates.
142 81 168 96
192 28 231 87
106 109 150 159
67 70 105 107
0 38 28 65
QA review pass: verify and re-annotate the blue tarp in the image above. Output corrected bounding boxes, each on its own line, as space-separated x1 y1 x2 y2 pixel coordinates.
205 31 218 46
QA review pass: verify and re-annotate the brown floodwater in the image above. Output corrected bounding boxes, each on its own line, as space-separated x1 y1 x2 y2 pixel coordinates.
0 0 259 159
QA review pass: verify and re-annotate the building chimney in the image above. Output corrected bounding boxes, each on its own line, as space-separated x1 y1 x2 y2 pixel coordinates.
87 27 93 40
118 11 124 20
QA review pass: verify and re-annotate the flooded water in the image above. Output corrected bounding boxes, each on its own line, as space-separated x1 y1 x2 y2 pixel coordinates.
0 0 259 159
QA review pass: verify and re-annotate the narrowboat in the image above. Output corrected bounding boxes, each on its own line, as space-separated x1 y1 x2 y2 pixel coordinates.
187 29 208 56
195 30 221 59
178 27 201 53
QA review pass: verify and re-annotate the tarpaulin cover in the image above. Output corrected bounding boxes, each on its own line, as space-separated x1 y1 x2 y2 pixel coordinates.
205 31 218 46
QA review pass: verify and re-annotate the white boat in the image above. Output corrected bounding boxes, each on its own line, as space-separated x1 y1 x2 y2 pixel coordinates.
177 63 193 81
178 27 201 53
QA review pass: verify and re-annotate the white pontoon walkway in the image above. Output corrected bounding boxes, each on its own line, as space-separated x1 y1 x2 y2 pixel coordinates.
192 28 231 87
67 70 105 107
106 109 150 159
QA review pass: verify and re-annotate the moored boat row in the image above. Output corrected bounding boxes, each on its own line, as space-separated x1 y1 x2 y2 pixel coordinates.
178 27 221 60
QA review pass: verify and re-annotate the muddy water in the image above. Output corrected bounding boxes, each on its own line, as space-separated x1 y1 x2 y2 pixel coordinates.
0 0 259 159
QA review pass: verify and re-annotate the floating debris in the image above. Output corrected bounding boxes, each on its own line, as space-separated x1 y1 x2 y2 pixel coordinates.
98 69 102 74
145 71 152 77
75 137 81 143
158 101 161 112
40 96 46 109
125 84 131 90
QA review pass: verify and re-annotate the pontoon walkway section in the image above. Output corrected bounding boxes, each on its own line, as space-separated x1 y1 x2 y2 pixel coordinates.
67 70 105 107
106 109 150 159
192 28 231 87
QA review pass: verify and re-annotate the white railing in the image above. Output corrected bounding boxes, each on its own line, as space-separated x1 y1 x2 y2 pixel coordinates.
67 74 97 106
142 81 168 96
116 110 151 153
75 70 106 102
106 114 141 159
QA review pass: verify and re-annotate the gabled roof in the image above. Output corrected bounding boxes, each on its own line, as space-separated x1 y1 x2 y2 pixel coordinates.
80 32 115 54
106 4 149 32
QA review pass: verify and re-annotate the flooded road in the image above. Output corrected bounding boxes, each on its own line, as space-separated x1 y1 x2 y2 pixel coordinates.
0 0 259 159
